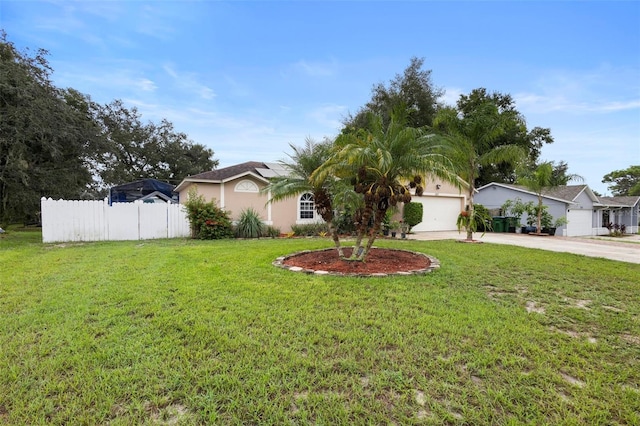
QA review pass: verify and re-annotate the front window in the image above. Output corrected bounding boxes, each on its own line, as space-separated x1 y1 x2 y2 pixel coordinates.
602 210 610 225
299 193 315 219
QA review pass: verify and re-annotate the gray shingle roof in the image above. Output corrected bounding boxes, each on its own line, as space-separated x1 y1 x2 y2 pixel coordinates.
187 161 266 181
496 184 588 203
543 185 588 202
598 196 640 207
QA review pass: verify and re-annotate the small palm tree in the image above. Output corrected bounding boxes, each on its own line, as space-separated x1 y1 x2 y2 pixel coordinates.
517 161 583 235
315 109 458 261
432 101 525 241
264 138 345 257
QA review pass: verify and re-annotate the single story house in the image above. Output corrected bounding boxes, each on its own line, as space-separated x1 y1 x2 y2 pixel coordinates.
174 161 469 233
597 196 640 234
475 183 640 236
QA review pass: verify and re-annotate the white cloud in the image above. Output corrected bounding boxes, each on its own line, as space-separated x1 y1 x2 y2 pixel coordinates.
138 79 157 92
440 87 464 107
516 65 640 115
515 92 640 114
52 62 158 98
308 104 347 130
163 64 216 100
292 59 339 77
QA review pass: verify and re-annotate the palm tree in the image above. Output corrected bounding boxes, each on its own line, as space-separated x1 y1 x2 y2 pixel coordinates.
314 110 458 261
431 102 526 241
517 161 583 234
264 138 345 257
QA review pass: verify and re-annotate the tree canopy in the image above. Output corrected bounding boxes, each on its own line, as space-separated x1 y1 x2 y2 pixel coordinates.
1 36 97 224
456 88 554 187
316 109 458 260
264 138 345 256
431 97 526 240
0 33 217 225
343 57 443 131
94 100 217 190
602 165 640 196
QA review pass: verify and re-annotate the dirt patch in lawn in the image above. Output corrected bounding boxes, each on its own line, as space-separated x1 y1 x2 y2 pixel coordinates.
274 247 439 277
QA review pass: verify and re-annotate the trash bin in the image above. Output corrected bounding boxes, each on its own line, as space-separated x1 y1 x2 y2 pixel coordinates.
506 217 518 233
492 216 506 233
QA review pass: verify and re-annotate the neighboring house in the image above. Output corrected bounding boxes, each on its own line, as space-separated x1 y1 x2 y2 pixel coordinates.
175 161 469 233
475 183 639 236
597 196 640 234
109 179 178 204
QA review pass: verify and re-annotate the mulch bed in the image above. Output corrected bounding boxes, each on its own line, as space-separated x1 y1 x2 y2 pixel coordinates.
276 247 437 276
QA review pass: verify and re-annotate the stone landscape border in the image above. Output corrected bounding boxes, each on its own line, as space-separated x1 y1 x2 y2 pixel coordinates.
273 248 441 278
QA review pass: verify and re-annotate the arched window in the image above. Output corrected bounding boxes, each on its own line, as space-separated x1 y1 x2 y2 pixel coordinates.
299 193 315 220
234 179 259 193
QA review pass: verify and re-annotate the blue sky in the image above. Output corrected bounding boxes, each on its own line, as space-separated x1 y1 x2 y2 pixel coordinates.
2 1 639 195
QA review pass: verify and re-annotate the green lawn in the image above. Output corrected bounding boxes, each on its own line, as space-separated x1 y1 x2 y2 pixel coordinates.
1 229 639 425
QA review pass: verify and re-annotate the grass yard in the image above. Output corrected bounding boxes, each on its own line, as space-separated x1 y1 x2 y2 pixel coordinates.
1 229 639 425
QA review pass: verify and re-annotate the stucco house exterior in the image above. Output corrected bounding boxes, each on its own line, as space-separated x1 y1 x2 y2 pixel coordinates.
475 183 640 236
174 161 469 233
174 161 301 231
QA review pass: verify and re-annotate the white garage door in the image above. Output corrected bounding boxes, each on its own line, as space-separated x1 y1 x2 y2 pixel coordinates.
566 209 592 237
411 196 464 232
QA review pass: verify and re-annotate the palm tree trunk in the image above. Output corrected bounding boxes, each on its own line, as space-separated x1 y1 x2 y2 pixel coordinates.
327 220 344 258
466 187 474 241
358 207 386 261
314 191 344 259
536 194 543 235
351 201 373 260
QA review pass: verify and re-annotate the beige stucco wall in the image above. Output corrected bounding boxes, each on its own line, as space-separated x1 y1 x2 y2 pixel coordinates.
421 176 465 196
221 177 269 221
178 182 221 207
179 173 466 234
179 178 303 233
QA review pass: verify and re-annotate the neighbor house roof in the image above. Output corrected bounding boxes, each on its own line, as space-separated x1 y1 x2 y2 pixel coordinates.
598 196 640 208
543 185 592 202
175 161 292 192
478 183 596 204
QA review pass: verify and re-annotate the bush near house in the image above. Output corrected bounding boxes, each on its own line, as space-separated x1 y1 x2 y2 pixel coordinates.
290 223 330 236
235 208 265 238
403 202 423 232
183 189 233 240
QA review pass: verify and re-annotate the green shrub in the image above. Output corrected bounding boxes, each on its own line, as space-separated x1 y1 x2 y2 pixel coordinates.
403 202 423 232
290 223 329 236
457 203 493 234
263 225 281 238
333 209 358 235
183 188 234 240
235 208 265 238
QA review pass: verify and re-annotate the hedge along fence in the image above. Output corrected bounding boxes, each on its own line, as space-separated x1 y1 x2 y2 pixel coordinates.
41 197 191 243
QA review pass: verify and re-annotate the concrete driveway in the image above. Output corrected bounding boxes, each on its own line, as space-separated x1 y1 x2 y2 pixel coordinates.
410 231 640 264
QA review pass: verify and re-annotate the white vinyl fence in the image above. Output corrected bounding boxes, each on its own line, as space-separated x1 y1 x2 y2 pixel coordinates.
41 197 191 243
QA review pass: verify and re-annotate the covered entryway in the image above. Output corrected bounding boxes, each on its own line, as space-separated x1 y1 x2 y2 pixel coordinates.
566 209 593 236
411 195 464 232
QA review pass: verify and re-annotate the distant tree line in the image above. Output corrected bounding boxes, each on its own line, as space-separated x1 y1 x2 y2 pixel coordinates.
602 166 640 196
0 32 217 225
